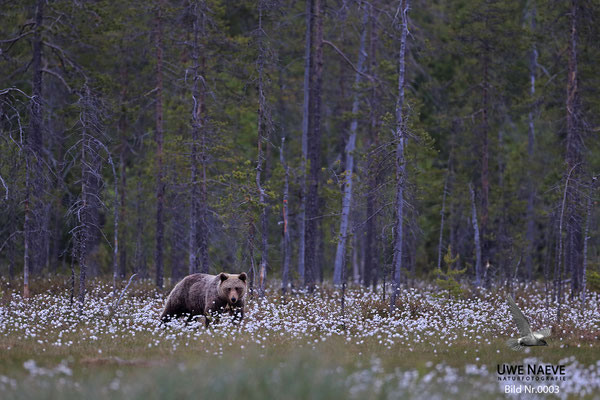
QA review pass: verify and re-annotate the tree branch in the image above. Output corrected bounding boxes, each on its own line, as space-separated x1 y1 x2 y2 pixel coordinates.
323 40 376 82
42 68 72 92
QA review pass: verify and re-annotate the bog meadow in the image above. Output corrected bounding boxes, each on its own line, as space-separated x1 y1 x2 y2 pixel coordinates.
1 0 600 399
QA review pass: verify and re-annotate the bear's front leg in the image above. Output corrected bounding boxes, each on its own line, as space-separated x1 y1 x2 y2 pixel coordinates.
204 307 221 328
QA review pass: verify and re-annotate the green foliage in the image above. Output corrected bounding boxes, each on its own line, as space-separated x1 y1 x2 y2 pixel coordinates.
434 246 466 299
587 270 600 293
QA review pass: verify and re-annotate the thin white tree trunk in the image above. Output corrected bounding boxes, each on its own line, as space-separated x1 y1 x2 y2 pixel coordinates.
280 137 291 293
256 0 268 297
525 5 537 281
110 154 119 300
437 171 449 271
390 0 409 313
469 184 482 286
188 0 205 275
556 164 578 321
333 1 369 285
581 182 592 306
23 159 31 298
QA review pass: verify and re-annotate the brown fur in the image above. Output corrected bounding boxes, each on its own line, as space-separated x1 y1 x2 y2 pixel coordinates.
160 272 247 327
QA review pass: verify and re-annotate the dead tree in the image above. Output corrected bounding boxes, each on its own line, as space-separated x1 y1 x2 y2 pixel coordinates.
255 0 271 297
154 0 165 288
469 183 482 286
280 137 291 293
364 2 380 290
525 4 538 281
117 53 129 280
556 163 579 322
580 176 595 306
333 1 369 286
565 0 583 296
437 170 449 272
133 168 147 278
390 0 409 313
188 0 207 275
71 86 105 314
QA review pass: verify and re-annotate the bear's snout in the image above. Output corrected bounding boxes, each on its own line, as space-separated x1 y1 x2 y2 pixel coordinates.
231 296 237 303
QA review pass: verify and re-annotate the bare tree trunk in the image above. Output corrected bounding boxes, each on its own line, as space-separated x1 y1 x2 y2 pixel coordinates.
69 247 75 306
118 58 128 280
154 0 165 289
352 233 360 285
134 169 145 278
437 171 449 271
556 164 578 322
581 179 593 306
280 138 291 293
75 87 104 314
469 184 482 286
364 3 379 289
189 0 206 276
333 1 369 285
247 220 256 297
304 0 323 291
77 157 88 316
77 95 90 315
565 0 582 296
118 153 127 279
525 5 538 282
50 130 66 274
24 0 45 298
390 0 409 313
23 160 31 298
298 0 313 284
480 52 490 272
256 0 269 297
108 155 119 299
198 143 209 273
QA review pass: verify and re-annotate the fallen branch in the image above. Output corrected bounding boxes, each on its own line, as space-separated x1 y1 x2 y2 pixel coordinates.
110 273 137 315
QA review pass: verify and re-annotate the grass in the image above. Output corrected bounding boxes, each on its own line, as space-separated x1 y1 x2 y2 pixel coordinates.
0 276 599 399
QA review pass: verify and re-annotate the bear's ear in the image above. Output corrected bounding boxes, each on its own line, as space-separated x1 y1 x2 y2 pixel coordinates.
219 273 228 282
239 272 247 282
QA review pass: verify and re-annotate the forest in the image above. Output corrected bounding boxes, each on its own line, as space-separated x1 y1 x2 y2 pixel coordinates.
2 0 600 305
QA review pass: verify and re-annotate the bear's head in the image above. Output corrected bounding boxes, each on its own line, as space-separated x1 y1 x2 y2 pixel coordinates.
218 272 247 304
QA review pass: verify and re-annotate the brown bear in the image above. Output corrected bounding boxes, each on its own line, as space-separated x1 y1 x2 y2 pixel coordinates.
160 272 247 327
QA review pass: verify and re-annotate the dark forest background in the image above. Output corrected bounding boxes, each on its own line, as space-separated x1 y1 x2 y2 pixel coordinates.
1 0 599 304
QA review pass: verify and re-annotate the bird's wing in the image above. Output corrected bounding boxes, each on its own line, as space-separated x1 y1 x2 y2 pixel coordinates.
533 328 551 339
507 295 532 336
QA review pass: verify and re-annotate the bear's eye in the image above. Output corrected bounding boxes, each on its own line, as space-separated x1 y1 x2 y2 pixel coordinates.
236 287 241 291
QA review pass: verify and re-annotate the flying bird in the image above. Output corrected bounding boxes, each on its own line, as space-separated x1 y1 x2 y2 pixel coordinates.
505 294 551 351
